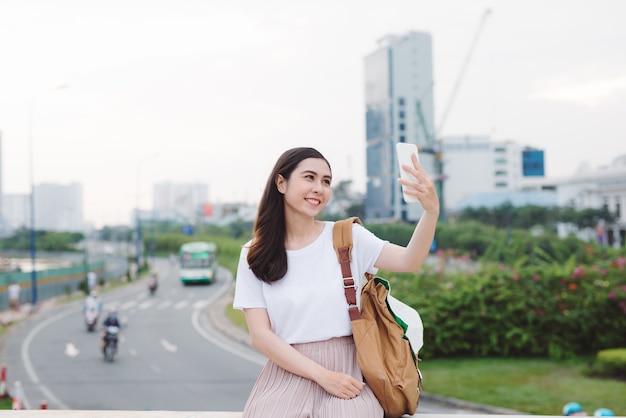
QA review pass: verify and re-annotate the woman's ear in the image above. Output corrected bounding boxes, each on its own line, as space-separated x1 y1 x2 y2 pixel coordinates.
275 174 286 194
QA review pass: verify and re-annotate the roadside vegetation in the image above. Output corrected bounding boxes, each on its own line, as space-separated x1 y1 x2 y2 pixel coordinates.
211 205 625 416
1 203 624 415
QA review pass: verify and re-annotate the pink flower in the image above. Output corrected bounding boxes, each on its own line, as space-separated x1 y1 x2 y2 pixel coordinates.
608 292 616 299
617 256 626 268
572 266 584 277
532 274 540 282
512 273 520 281
498 264 505 270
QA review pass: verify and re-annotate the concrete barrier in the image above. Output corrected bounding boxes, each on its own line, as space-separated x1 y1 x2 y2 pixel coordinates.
0 413 575 418
1 412 244 418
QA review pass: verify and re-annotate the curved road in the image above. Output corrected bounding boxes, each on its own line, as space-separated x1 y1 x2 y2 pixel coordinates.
2 258 484 415
3 259 263 411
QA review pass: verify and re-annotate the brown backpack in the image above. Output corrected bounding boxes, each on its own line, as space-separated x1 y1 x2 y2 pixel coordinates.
333 217 422 418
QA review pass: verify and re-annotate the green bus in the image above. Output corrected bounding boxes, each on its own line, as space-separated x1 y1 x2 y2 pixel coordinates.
179 241 218 285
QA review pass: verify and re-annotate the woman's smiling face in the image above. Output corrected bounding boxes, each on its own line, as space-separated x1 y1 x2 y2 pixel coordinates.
277 157 332 217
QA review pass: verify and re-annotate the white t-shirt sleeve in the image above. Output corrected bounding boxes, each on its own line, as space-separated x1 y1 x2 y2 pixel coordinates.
232 244 266 311
352 222 387 277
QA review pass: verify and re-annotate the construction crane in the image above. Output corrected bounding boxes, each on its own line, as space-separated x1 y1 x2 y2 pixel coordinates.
415 8 491 218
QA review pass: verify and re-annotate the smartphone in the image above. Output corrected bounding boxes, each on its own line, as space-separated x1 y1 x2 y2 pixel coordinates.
396 142 420 203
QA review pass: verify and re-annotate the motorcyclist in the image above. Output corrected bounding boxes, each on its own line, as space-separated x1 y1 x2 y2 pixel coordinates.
83 290 102 323
148 272 158 295
101 307 121 352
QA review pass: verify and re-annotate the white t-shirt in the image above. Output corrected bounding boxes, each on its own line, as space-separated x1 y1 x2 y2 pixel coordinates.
233 221 386 344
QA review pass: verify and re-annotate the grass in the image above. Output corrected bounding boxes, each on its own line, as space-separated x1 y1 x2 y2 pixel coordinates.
419 357 625 415
225 290 248 331
0 397 12 409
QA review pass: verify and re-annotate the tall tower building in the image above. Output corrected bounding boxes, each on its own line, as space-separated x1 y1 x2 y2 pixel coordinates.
0 131 5 234
364 32 436 222
153 181 209 223
34 183 84 232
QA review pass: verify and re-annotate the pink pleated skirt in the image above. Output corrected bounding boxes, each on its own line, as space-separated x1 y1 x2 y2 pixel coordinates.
242 335 383 418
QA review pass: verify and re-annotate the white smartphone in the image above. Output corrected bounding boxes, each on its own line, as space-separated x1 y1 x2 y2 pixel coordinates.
396 142 420 203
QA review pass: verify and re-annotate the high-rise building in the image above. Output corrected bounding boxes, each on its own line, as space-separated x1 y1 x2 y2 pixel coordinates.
152 181 209 224
364 32 436 222
441 136 547 211
34 183 84 232
2 194 30 232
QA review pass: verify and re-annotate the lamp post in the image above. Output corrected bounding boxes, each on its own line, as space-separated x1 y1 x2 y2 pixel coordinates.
28 84 68 308
135 153 159 278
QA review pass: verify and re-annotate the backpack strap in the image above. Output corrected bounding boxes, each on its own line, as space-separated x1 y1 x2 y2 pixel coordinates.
332 217 363 321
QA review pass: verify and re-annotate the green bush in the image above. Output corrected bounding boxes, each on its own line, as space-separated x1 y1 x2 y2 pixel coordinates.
595 348 626 379
387 255 626 360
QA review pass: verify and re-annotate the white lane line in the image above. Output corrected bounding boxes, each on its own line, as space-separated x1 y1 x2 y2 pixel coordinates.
190 274 265 367
129 348 138 356
157 300 172 309
138 300 155 310
150 364 161 373
192 300 210 310
173 300 189 310
160 339 178 353
22 308 76 410
120 300 137 310
64 343 80 357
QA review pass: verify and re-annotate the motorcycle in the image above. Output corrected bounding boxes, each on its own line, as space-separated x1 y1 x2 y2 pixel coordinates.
148 277 158 296
84 307 99 332
103 325 120 362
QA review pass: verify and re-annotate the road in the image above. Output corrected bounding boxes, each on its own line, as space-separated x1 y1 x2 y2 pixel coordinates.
2 259 262 411
2 257 486 414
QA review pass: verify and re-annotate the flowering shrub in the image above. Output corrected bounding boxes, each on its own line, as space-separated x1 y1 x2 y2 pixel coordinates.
388 255 626 360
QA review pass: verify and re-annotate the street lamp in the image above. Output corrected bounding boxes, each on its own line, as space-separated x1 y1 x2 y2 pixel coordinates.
28 83 68 308
135 153 159 278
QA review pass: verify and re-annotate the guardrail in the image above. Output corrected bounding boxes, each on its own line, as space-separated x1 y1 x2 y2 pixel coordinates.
0 260 112 310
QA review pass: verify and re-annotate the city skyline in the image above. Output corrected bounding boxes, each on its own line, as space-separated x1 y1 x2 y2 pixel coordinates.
1 0 625 227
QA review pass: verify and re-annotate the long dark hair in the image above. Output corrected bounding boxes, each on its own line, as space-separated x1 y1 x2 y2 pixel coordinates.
247 147 331 283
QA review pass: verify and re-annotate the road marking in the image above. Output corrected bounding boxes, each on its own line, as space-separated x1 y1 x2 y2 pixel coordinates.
138 300 155 310
120 300 137 310
129 348 138 356
173 300 189 310
64 343 80 357
157 300 172 309
160 339 178 353
191 270 265 367
151 364 161 373
22 308 75 410
192 300 210 309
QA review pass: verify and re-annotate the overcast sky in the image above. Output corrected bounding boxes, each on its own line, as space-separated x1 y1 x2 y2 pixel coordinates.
1 0 625 228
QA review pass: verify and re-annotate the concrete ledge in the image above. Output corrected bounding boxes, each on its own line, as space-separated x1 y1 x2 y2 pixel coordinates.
1 412 243 417
0 413 576 418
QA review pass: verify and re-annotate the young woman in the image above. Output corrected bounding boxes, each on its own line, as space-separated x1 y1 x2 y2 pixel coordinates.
233 147 439 417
